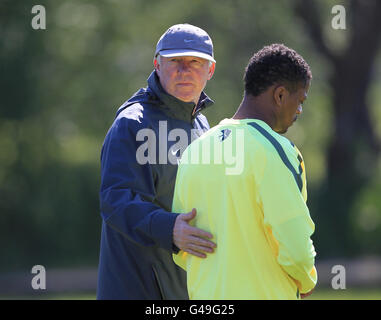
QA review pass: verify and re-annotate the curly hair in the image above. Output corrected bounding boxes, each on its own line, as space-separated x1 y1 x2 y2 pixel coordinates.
244 44 312 97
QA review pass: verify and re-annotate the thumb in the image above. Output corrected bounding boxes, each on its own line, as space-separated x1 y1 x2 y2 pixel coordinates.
182 208 197 221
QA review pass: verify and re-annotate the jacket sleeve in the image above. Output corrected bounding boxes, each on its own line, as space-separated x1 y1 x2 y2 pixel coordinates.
99 115 179 252
258 148 317 294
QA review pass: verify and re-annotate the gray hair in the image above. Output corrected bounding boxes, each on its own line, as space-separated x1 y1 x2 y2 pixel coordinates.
155 54 213 67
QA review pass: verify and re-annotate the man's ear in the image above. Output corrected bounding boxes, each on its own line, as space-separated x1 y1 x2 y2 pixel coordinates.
154 57 160 73
207 62 216 80
273 85 288 107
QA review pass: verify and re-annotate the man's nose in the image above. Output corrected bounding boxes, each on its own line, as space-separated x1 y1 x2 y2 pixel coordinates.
178 62 191 73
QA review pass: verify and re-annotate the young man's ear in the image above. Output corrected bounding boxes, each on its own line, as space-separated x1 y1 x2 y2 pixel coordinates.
207 62 216 80
273 85 288 107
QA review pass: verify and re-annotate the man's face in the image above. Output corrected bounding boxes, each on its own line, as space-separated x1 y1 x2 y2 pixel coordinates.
154 56 215 104
275 81 310 134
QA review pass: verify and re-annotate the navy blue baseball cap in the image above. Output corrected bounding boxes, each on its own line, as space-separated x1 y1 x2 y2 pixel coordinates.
155 24 216 63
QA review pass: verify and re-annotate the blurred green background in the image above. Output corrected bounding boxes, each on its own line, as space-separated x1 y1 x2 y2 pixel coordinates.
1 0 380 299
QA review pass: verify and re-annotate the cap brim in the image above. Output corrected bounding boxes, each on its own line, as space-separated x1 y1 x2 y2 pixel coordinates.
158 49 216 63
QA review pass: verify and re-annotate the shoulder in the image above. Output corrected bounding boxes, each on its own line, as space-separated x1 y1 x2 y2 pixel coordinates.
101 104 148 145
244 122 304 181
114 100 160 132
246 122 299 160
114 85 162 126
116 102 145 123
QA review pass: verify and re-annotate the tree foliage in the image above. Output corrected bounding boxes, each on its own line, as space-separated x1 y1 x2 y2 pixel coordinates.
0 0 380 271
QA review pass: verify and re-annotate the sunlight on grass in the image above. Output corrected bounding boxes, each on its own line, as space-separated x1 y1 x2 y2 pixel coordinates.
307 288 381 300
2 288 380 300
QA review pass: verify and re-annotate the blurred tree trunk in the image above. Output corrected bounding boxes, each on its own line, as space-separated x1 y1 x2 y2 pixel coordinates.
294 0 381 256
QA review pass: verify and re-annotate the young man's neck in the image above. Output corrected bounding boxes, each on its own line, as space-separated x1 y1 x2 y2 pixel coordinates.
232 94 276 130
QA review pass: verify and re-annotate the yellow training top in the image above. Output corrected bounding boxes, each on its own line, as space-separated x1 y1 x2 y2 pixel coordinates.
172 118 317 300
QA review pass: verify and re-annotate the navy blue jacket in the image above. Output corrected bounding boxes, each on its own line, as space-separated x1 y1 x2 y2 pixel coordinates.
97 71 213 299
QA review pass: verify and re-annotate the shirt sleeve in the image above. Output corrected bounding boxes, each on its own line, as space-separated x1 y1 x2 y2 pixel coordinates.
258 148 317 294
99 116 179 252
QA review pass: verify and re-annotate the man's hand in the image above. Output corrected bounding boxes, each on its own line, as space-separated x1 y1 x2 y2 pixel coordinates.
173 208 216 258
301 289 314 299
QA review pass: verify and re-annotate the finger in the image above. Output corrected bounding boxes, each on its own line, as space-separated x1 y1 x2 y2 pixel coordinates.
188 225 214 240
188 242 215 254
185 248 207 259
188 235 217 249
182 208 197 221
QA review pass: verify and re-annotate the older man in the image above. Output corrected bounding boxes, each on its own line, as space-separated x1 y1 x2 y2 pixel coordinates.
97 24 217 299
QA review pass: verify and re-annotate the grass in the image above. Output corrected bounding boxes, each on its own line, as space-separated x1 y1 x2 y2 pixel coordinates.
307 288 381 300
0 292 96 300
1 288 380 300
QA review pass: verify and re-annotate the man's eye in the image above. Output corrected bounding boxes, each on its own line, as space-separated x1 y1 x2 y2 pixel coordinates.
192 60 204 67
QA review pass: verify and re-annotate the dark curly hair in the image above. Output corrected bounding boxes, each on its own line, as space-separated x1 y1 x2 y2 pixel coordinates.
244 44 312 97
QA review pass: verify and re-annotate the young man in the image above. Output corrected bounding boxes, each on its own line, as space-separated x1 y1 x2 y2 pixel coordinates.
172 44 317 299
97 24 217 299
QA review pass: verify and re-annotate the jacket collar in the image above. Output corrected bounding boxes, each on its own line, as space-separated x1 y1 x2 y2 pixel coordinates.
147 71 214 123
